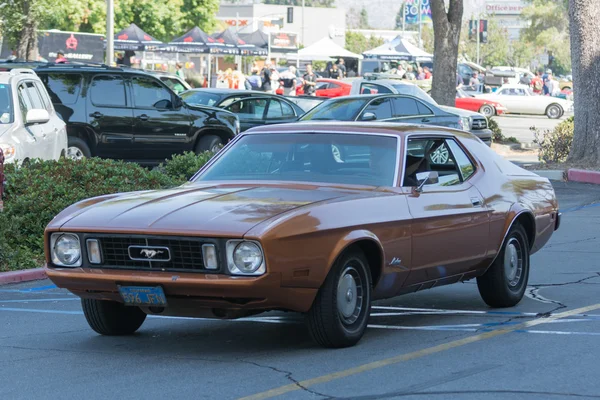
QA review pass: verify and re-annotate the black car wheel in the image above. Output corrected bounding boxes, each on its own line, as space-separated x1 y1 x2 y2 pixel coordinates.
196 134 223 154
66 137 91 160
306 250 372 348
82 298 147 335
477 223 530 308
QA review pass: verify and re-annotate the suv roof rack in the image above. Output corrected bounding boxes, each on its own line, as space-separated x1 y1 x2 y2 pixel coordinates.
362 72 406 81
8 68 36 76
35 62 123 71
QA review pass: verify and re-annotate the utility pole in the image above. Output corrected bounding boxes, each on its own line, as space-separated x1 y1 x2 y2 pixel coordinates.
302 0 305 46
418 0 422 49
402 1 406 35
106 0 114 66
476 15 480 64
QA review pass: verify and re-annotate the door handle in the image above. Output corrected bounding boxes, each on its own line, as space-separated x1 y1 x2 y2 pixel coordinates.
421 118 430 123
138 114 149 121
470 197 483 207
89 112 103 119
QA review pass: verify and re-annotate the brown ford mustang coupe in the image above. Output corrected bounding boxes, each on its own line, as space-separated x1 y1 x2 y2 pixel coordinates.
44 122 560 348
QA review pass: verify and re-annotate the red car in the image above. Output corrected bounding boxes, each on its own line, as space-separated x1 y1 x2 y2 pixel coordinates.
315 78 352 98
456 88 507 117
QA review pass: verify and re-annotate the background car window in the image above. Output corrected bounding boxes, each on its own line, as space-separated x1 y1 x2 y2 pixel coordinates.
328 83 340 89
301 98 368 121
160 77 185 94
416 101 433 115
34 82 53 112
219 96 245 107
267 99 295 119
391 97 419 117
0 84 13 124
17 83 33 121
360 83 392 95
91 76 126 107
180 91 221 106
362 98 392 119
38 73 82 105
446 139 475 181
24 82 45 110
226 98 267 119
315 82 329 90
131 77 171 108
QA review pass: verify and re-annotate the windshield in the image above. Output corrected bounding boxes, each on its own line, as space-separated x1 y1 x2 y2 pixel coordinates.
300 98 368 121
180 91 222 107
0 84 13 124
195 133 398 187
456 89 472 98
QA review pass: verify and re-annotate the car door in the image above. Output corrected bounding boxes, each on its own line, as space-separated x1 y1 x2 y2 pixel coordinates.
264 98 298 125
129 75 193 160
34 80 64 160
388 96 435 125
87 74 134 159
224 98 268 131
402 136 490 285
15 82 42 161
357 97 393 121
22 80 56 159
494 89 519 112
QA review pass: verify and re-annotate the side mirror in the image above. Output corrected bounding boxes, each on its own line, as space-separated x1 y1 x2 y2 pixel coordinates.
415 171 439 192
173 96 184 109
25 109 50 125
361 112 377 121
154 99 173 109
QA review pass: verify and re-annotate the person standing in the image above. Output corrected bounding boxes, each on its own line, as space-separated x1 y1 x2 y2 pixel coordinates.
55 50 67 63
302 64 317 96
261 61 273 93
330 64 341 80
542 69 551 95
337 58 347 78
469 72 480 86
246 68 262 90
416 67 425 80
279 66 298 96
531 71 544 94
175 62 186 80
423 66 432 79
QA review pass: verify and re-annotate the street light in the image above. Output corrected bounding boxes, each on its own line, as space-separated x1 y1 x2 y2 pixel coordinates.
106 0 114 66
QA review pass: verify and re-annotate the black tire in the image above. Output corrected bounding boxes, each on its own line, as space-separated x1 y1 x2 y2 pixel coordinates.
82 298 147 335
479 104 495 117
306 250 372 348
546 104 562 119
196 134 223 154
67 137 91 160
477 223 530 308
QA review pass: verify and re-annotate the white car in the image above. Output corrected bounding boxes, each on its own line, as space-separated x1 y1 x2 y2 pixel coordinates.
475 84 573 119
0 68 67 164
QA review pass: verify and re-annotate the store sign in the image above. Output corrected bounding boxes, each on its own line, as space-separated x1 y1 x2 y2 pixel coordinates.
224 19 249 27
40 31 105 62
485 1 526 15
269 32 298 51
404 0 433 25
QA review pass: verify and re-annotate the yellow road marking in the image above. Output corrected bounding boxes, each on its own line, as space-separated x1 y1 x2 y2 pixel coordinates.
239 303 600 400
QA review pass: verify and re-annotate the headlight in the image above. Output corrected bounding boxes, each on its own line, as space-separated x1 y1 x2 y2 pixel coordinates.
0 143 16 160
51 233 82 267
226 240 265 275
460 116 471 131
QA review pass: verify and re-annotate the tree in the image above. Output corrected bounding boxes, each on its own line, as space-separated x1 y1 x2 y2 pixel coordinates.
395 6 404 30
567 0 600 165
345 31 384 55
459 18 509 68
359 8 370 29
179 0 220 32
346 7 360 29
263 0 335 7
430 0 463 106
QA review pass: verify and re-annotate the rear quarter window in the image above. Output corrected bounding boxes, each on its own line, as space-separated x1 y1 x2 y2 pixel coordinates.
38 73 83 105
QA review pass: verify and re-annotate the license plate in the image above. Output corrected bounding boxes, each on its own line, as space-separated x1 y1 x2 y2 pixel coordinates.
118 286 167 307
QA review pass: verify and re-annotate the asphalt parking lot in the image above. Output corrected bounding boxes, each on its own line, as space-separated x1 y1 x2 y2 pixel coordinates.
1 181 599 400
494 114 568 145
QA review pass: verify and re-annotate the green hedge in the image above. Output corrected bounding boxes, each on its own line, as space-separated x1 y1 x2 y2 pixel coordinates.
0 152 214 272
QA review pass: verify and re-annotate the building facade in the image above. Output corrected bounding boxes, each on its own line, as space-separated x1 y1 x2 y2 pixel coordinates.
483 0 528 40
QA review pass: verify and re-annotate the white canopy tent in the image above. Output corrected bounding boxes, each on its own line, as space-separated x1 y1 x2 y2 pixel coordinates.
363 36 432 60
288 37 363 61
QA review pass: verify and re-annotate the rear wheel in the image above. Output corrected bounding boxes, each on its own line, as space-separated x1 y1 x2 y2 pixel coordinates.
82 298 147 335
196 134 223 154
306 250 372 348
477 223 530 307
546 104 562 119
67 137 91 160
479 104 495 117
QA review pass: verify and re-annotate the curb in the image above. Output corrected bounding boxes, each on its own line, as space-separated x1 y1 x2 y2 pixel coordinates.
567 169 600 185
531 170 566 181
0 268 47 285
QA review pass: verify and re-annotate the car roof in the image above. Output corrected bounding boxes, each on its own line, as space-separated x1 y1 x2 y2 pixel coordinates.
0 68 40 83
241 121 471 140
185 88 265 95
499 84 530 89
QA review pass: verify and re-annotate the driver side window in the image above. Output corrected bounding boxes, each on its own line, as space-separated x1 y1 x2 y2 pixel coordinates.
402 137 475 187
131 77 172 109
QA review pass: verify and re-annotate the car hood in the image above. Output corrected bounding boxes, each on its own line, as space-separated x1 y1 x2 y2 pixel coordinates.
52 184 362 237
438 105 484 118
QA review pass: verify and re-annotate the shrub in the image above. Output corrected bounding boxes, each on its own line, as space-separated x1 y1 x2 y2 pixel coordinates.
532 116 574 163
488 117 504 142
0 158 179 270
160 150 215 182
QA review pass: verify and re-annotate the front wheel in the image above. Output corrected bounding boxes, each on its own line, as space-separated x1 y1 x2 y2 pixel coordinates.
477 223 530 308
196 134 223 154
82 299 147 335
306 250 372 348
546 104 562 119
66 137 91 160
479 104 495 117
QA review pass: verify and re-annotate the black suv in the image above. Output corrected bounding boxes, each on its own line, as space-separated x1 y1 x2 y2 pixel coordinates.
29 64 239 163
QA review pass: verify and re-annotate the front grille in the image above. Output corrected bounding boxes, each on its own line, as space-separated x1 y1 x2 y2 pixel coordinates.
95 236 208 272
471 118 488 130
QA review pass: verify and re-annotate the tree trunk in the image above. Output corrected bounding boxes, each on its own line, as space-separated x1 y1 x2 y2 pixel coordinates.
15 1 39 61
567 0 600 165
430 0 463 106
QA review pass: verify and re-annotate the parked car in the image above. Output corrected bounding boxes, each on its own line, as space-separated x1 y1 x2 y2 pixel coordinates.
350 78 493 146
455 88 507 117
181 89 307 132
475 84 573 119
314 78 352 98
28 64 239 162
44 122 560 348
285 95 325 112
146 70 192 94
0 68 67 164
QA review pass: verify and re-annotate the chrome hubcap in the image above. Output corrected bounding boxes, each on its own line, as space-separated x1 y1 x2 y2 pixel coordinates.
504 238 523 287
482 106 493 117
66 146 85 160
430 146 449 164
549 107 559 118
336 266 363 325
331 145 343 163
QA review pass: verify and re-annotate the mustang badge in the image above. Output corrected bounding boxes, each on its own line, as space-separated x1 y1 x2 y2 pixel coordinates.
140 249 164 259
